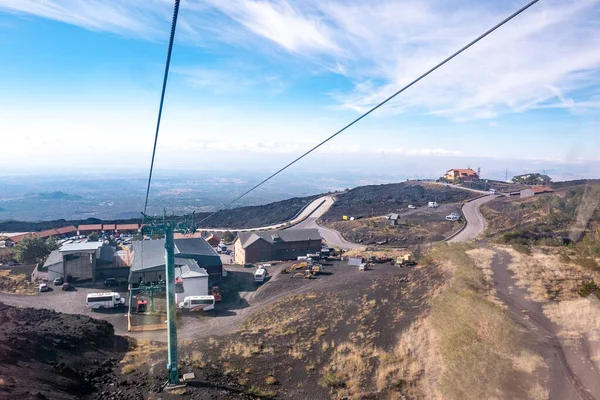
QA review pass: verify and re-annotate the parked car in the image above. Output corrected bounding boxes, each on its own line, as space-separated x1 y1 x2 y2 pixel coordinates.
244 263 254 268
408 204 417 209
428 202 439 208
53 277 64 286
61 282 72 291
446 213 461 221
104 278 119 287
39 283 49 292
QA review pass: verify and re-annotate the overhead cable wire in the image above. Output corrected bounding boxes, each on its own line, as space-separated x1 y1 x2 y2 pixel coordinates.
195 0 540 226
143 0 181 215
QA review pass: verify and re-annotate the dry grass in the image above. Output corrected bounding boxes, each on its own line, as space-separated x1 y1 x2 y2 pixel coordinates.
321 342 377 396
544 297 600 341
375 316 435 399
503 246 600 302
222 341 261 358
265 375 277 385
428 244 547 400
120 339 166 374
0 270 37 295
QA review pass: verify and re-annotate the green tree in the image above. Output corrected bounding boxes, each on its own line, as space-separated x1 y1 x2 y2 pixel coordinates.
45 236 60 251
88 231 100 242
14 235 50 265
222 230 235 243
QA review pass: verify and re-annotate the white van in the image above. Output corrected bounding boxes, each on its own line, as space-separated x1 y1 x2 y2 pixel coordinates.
428 202 439 208
178 295 215 311
86 292 125 310
254 268 267 283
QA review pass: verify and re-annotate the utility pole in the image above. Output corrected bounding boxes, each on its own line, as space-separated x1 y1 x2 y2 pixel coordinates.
164 215 179 386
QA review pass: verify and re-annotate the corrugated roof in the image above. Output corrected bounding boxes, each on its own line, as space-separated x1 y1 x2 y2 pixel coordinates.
78 224 102 231
132 238 219 272
117 224 139 230
175 259 209 279
237 229 321 249
56 226 77 235
60 241 104 253
103 224 116 230
389 213 399 220
175 238 220 257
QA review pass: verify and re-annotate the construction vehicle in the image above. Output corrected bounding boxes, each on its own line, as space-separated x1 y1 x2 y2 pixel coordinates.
395 253 416 267
211 286 222 302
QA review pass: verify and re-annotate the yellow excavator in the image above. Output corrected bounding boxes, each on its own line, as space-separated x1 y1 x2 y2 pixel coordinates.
396 253 416 267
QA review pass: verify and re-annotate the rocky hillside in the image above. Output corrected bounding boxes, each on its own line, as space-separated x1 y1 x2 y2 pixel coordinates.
321 182 476 222
0 303 128 399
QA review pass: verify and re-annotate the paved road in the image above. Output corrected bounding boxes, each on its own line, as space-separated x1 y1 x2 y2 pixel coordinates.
202 195 334 233
423 181 491 195
288 197 362 250
449 195 496 242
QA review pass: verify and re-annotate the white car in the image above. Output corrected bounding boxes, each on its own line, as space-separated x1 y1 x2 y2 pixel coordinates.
446 213 461 221
39 283 49 292
408 205 416 209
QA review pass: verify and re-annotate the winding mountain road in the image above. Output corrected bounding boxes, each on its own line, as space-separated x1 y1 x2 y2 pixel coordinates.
449 194 497 243
202 195 333 233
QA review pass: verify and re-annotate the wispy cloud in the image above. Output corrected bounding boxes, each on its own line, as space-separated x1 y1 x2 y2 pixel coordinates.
2 0 599 121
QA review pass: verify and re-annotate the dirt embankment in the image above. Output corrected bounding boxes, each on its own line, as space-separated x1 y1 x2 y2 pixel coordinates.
0 302 129 400
321 182 476 222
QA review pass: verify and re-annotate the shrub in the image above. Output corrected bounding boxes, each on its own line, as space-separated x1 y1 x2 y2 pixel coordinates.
318 372 345 388
578 281 600 299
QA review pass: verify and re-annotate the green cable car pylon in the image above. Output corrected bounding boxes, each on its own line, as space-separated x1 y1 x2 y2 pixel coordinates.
141 211 196 387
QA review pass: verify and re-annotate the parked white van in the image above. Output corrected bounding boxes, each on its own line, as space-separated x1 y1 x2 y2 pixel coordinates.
254 267 267 283
428 202 439 208
86 292 125 310
178 295 215 311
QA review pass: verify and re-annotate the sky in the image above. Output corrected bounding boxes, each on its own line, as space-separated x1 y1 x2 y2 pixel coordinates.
0 0 599 182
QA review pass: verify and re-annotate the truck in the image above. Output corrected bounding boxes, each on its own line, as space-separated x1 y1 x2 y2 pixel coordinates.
395 253 416 267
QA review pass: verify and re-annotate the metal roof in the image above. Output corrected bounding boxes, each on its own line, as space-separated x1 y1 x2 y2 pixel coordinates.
237 229 321 249
43 250 62 268
175 259 209 279
131 238 219 272
78 224 102 231
174 238 220 257
59 241 104 253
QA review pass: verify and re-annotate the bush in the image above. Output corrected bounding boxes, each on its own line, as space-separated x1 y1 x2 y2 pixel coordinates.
578 281 600 299
512 243 531 255
318 372 345 388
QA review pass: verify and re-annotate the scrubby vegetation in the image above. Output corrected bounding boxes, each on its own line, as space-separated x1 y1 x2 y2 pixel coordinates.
482 183 600 269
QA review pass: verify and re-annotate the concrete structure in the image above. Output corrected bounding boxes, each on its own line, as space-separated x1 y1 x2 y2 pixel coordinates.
131 238 222 284
520 186 554 198
386 213 399 226
233 229 322 265
205 234 221 247
444 168 479 182
46 241 120 283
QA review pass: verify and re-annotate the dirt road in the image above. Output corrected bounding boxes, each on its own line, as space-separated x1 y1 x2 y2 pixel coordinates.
449 195 496 242
490 247 600 400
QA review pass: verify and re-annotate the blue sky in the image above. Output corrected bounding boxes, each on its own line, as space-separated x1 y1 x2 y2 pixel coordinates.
0 0 599 181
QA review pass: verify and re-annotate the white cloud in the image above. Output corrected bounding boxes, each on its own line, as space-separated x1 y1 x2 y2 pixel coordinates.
2 0 600 126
